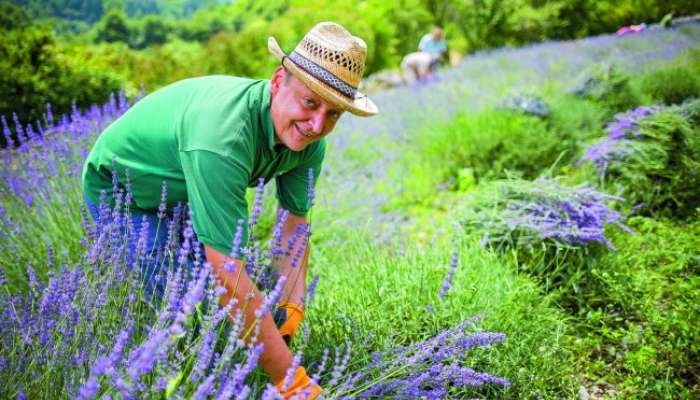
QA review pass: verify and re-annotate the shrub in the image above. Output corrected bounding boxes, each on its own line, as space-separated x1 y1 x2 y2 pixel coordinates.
570 63 642 115
569 216 700 398
417 109 573 187
639 66 700 105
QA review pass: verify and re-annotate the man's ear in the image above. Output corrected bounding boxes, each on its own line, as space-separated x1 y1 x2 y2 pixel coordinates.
270 66 286 95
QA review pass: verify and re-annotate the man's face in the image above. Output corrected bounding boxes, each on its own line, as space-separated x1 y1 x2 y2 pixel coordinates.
270 67 344 152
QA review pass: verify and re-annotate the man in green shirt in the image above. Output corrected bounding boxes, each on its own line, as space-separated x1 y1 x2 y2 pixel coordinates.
82 22 377 399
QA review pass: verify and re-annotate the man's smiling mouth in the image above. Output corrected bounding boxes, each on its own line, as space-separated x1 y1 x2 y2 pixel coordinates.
295 123 316 138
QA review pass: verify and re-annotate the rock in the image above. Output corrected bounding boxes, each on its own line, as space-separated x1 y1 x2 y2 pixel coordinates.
578 385 590 400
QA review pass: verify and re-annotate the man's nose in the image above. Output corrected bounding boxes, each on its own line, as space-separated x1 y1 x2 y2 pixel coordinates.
309 112 326 135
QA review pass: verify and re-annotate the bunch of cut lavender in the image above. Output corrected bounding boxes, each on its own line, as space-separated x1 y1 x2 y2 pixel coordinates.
579 105 660 175
462 177 630 251
320 317 509 399
580 103 700 217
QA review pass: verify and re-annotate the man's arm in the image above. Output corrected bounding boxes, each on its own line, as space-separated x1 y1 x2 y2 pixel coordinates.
204 246 293 384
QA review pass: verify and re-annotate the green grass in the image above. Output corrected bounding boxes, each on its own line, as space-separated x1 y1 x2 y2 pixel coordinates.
304 229 577 398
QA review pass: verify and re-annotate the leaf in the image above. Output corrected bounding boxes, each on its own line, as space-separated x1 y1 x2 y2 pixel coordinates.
165 371 184 398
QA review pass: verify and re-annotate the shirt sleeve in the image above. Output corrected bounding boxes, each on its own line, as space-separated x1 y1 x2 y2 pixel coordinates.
180 149 251 254
275 139 326 216
418 34 429 51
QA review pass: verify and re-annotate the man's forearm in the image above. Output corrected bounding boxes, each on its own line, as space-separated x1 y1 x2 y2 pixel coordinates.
276 212 311 306
205 246 293 384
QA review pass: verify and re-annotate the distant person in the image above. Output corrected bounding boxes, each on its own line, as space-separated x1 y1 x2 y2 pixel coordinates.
418 26 448 72
82 22 377 400
401 51 440 85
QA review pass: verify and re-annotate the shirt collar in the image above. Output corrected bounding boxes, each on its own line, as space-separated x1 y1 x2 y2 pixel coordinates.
260 80 279 153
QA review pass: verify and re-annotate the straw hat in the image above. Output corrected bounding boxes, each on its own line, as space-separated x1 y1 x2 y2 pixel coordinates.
268 22 378 116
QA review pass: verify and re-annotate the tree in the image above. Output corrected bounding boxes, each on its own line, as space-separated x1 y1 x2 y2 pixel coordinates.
0 1 31 30
0 25 122 145
135 15 172 48
94 8 131 44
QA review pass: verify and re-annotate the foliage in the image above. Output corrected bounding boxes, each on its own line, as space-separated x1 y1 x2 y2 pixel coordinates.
310 230 576 398
571 63 643 116
0 25 122 143
568 217 700 398
415 109 575 186
9 0 215 22
93 9 131 44
639 65 700 105
0 1 31 30
455 177 630 292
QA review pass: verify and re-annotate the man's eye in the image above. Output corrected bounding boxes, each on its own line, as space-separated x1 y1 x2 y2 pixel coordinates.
329 111 341 121
303 98 315 108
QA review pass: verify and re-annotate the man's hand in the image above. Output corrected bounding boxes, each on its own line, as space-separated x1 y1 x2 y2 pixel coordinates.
274 302 304 345
276 366 323 399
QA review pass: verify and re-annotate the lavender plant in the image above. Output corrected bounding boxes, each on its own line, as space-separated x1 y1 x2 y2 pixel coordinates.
1 93 133 287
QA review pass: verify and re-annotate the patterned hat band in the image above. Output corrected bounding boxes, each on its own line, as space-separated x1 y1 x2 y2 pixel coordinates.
288 51 358 99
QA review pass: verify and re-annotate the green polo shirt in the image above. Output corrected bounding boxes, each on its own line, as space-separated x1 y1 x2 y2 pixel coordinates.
82 76 325 254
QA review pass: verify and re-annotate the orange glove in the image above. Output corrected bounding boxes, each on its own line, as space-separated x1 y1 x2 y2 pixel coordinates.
275 366 323 400
274 303 304 345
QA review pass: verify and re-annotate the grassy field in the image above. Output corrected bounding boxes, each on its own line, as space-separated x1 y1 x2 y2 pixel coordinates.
1 22 699 399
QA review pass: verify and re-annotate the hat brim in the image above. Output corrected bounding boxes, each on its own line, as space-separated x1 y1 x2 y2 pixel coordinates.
268 37 378 117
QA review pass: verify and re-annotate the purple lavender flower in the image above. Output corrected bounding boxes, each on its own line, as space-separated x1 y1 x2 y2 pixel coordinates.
279 353 302 392
255 276 286 319
304 274 319 307
286 223 308 257
157 181 168 220
438 252 459 298
249 178 265 230
126 329 170 382
307 167 316 208
474 178 629 251
229 219 245 263
269 209 290 257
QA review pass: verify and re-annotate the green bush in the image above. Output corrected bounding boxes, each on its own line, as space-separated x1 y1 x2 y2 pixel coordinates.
569 217 700 398
639 66 700 105
0 25 122 134
416 109 573 186
571 63 642 115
